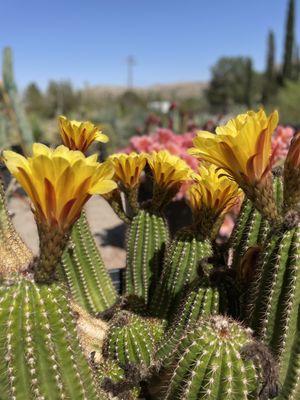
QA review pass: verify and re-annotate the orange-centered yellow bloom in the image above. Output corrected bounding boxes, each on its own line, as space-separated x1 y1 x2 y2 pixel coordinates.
3 144 116 231
147 150 192 190
188 165 243 219
59 116 108 153
109 152 147 189
189 109 279 187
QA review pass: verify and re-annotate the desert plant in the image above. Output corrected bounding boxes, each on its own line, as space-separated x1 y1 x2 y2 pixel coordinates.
0 109 299 400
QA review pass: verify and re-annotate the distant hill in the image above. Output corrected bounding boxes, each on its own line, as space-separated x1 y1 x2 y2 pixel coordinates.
83 81 208 100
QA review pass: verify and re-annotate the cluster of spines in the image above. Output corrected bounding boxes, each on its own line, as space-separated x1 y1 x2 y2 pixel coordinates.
150 229 212 319
0 180 32 278
0 279 103 400
125 209 169 303
162 316 260 400
230 177 283 270
103 310 158 369
247 224 300 383
61 211 117 315
155 278 220 367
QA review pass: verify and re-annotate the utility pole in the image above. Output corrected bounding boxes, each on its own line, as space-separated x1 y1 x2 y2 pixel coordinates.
126 55 136 89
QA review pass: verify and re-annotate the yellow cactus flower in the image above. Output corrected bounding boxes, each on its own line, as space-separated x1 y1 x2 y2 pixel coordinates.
189 109 280 222
147 150 192 190
188 165 242 218
3 144 116 231
59 116 108 153
188 165 242 237
146 150 193 209
109 152 147 189
283 132 300 212
189 109 278 186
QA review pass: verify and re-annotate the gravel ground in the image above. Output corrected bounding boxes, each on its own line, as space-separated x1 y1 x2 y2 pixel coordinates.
8 195 126 270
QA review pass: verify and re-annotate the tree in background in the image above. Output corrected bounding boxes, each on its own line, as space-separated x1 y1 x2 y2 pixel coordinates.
24 83 45 115
244 57 253 107
262 31 277 104
282 0 295 82
206 57 259 112
44 80 79 118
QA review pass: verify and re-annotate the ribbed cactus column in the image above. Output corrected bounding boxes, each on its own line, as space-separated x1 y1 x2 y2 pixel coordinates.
61 211 117 314
0 180 32 279
125 209 169 303
0 278 105 400
230 177 282 270
150 229 212 319
156 277 221 367
247 223 300 384
278 306 300 399
162 316 266 400
103 310 161 369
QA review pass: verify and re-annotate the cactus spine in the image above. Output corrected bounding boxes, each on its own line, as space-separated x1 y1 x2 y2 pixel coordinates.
61 211 117 314
151 229 212 319
0 278 104 400
162 316 263 400
125 209 169 303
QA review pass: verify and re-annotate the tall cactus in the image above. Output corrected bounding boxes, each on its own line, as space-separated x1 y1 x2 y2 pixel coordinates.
125 209 169 303
150 228 212 319
0 278 105 399
61 211 117 314
246 224 300 383
1 47 34 154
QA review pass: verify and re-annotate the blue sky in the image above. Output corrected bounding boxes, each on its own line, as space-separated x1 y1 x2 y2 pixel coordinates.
1 0 299 89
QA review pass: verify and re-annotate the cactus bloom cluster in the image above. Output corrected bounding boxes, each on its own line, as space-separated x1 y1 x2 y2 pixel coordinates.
1 109 299 400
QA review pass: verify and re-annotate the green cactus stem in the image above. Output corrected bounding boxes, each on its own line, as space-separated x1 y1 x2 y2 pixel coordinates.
162 316 274 400
0 278 105 400
277 306 300 399
247 223 300 384
230 177 283 270
61 211 117 314
155 277 221 367
0 180 32 280
150 228 212 319
125 209 169 304
102 310 159 369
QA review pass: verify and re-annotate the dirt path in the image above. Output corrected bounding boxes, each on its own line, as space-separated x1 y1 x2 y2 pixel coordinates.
8 196 126 269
